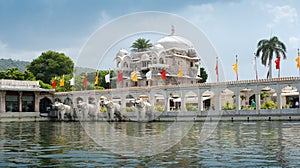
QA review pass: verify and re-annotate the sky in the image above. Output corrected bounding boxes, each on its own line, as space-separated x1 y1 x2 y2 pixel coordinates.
0 0 300 82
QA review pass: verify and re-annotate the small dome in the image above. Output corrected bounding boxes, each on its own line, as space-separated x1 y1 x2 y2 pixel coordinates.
157 35 194 51
117 48 129 57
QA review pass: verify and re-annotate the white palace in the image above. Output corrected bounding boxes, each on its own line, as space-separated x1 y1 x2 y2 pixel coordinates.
113 27 201 88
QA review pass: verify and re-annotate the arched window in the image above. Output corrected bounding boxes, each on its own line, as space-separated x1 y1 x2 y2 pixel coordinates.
159 58 164 64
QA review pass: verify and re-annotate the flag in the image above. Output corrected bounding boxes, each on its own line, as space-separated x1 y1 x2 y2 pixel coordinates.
118 72 123 82
59 75 64 87
131 72 138 82
296 49 300 68
70 77 75 86
146 70 152 80
178 67 183 77
52 77 57 89
232 63 238 73
105 73 110 83
82 75 87 86
275 57 280 69
94 71 99 85
161 69 166 79
232 55 238 80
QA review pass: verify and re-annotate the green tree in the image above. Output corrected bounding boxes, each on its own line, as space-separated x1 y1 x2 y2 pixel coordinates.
27 50 74 84
0 68 36 81
199 67 208 83
131 38 153 52
255 36 287 78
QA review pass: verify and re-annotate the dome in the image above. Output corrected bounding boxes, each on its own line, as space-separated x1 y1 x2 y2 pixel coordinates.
116 48 129 57
157 35 194 51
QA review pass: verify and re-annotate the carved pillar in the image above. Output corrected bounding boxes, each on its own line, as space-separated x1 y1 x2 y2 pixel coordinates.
181 90 186 112
0 91 6 112
276 88 282 113
234 89 240 114
19 91 22 112
34 92 40 112
165 91 169 112
198 89 203 112
255 92 261 114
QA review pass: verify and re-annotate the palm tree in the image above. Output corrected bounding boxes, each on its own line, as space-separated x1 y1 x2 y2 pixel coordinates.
131 38 153 52
255 36 287 78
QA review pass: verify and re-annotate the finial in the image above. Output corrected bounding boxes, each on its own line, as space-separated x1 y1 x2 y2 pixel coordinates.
171 25 175 35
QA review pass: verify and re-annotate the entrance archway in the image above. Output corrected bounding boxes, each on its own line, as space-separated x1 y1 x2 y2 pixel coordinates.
39 97 52 113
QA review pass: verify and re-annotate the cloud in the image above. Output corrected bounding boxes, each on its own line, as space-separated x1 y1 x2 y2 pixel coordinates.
265 4 298 28
289 36 300 49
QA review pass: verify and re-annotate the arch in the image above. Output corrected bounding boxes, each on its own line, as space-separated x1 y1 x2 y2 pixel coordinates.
64 97 73 107
153 92 165 112
281 85 299 108
39 97 52 113
239 88 254 110
88 97 96 104
220 88 235 110
54 98 62 103
169 91 181 111
159 57 164 64
184 90 198 111
202 90 214 111
260 86 277 109
76 97 84 104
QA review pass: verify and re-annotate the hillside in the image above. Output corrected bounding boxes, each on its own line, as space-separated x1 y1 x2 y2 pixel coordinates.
0 58 29 72
0 58 96 75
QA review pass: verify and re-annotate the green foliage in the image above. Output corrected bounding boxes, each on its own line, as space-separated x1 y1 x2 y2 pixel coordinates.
72 70 115 91
0 58 29 72
100 106 107 113
186 103 198 111
126 106 135 112
155 105 165 112
199 67 208 83
261 101 277 109
0 68 36 81
39 80 52 89
27 50 74 84
223 101 236 110
131 38 153 52
51 75 73 92
256 36 286 77
260 91 270 100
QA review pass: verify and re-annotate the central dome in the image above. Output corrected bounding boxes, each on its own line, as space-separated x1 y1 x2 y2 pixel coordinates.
157 35 194 51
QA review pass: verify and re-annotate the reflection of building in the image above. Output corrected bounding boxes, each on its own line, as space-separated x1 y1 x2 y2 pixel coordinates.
0 79 54 113
114 27 201 88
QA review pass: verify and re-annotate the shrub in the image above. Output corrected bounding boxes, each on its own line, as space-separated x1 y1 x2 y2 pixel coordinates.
186 103 198 111
154 105 165 112
126 106 135 112
261 101 277 109
223 101 236 110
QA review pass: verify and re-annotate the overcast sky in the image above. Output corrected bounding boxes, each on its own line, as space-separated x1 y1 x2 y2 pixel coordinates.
0 0 300 81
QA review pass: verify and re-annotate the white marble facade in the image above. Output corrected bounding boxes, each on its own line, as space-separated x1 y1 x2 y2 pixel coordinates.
114 28 201 88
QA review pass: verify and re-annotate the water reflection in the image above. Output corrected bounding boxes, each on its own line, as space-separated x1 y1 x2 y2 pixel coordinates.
0 121 300 167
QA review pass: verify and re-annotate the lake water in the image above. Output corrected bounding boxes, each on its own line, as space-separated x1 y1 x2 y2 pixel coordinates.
0 121 300 167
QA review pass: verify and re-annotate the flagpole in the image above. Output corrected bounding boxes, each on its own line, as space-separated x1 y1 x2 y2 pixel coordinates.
215 57 219 82
254 53 258 80
298 49 300 77
236 55 238 81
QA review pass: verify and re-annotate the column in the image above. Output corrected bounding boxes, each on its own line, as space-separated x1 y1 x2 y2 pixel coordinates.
235 90 240 114
180 90 186 112
0 91 6 112
198 89 203 112
255 92 260 114
165 92 169 112
19 91 22 112
276 88 282 114
34 92 40 112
